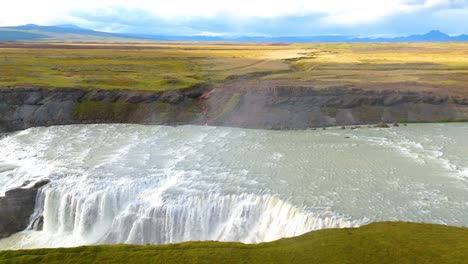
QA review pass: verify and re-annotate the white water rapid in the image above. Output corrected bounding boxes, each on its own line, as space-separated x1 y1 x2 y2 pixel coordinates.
1 124 468 249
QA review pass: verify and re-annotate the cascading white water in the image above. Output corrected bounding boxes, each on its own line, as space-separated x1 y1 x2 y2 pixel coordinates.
40 189 359 246
1 124 468 250
31 166 362 247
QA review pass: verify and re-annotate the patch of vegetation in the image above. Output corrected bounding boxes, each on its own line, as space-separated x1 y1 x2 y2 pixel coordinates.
72 101 141 121
353 105 385 121
322 107 339 117
210 93 242 122
1 222 468 264
398 118 468 123
175 101 203 123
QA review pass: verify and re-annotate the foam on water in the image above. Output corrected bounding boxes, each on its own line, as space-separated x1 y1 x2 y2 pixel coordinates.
1 124 468 250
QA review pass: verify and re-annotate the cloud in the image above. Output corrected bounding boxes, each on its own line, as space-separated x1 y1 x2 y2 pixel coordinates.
0 0 467 36
71 8 329 36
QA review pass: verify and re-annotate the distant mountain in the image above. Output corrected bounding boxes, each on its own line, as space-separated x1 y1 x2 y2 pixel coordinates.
0 25 467 43
53 24 88 30
0 29 47 41
410 30 451 41
374 30 451 42
121 33 357 43
0 24 135 42
124 30 468 43
453 34 468 41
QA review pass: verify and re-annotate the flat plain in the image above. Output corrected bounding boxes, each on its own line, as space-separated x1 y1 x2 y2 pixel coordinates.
0 42 467 95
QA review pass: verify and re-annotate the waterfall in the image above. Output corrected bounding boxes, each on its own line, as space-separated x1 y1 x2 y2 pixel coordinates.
30 184 363 247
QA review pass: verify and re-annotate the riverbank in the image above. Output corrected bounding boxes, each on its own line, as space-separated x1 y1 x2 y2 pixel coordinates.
1 222 467 263
1 84 468 132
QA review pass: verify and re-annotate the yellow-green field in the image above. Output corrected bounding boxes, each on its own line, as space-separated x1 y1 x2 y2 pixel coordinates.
0 42 467 94
0 43 300 91
1 222 468 264
282 43 468 90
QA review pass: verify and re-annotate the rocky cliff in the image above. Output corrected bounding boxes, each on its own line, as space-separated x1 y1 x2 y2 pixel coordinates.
0 180 49 239
0 86 208 132
205 85 468 129
1 84 468 133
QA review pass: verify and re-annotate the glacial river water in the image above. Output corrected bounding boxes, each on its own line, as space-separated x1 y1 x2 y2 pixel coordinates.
0 124 467 249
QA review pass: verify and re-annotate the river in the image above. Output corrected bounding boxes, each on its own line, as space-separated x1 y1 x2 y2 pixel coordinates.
0 124 467 249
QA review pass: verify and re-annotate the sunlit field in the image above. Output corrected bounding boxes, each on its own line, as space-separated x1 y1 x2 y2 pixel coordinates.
0 43 301 91
0 42 467 95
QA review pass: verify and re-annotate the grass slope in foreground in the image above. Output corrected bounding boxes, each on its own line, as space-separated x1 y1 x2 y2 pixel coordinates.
1 222 467 264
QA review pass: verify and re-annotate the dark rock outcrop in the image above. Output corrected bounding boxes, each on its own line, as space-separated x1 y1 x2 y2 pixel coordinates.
0 86 206 132
0 87 83 131
375 122 390 128
0 180 49 239
160 91 183 104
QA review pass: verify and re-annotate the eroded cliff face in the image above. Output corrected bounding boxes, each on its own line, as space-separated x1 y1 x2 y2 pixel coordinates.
0 180 49 239
0 86 207 132
204 86 468 129
0 88 82 132
1 83 468 133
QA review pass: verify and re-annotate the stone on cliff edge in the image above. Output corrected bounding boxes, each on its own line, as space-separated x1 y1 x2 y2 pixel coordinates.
0 180 49 239
160 91 183 104
375 121 390 128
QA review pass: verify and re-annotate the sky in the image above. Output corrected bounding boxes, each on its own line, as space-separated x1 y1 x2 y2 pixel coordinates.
1 0 467 36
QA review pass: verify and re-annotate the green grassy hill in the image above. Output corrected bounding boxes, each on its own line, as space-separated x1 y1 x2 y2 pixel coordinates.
1 222 467 264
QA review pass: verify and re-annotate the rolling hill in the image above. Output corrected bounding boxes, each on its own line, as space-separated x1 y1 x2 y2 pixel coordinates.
0 24 137 42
